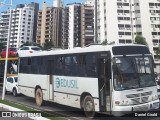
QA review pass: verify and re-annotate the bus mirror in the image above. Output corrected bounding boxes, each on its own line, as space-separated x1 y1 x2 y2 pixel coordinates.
157 80 160 85
152 57 156 68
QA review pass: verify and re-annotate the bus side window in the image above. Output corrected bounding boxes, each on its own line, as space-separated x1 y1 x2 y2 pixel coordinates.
55 56 64 75
78 55 87 76
79 55 86 65
73 56 78 64
64 56 72 75
86 54 97 77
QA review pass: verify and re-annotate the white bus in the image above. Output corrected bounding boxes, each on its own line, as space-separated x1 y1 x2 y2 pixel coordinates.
18 44 159 117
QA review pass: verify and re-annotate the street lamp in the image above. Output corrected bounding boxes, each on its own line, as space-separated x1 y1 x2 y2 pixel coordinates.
1 0 12 100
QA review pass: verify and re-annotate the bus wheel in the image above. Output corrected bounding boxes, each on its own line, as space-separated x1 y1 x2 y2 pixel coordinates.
83 95 95 118
35 88 43 106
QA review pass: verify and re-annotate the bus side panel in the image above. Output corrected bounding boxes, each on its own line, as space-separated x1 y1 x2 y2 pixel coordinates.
53 75 99 110
18 73 49 100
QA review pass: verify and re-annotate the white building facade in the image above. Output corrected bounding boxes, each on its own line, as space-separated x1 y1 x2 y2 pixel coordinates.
95 0 160 73
10 4 35 48
0 11 10 46
53 0 64 7
64 3 94 49
0 3 36 48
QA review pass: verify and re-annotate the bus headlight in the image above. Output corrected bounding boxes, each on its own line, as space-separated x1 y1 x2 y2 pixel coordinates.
152 95 158 101
115 100 120 105
115 100 129 106
154 95 158 100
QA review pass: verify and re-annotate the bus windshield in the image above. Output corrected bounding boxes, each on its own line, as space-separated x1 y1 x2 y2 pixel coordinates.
113 55 156 91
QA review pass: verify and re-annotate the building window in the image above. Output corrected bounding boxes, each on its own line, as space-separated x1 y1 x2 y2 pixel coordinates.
126 39 132 43
149 3 154 7
135 10 140 13
124 10 129 13
135 3 139 6
124 17 130 20
136 32 142 35
118 24 124 27
118 17 123 20
150 10 155 13
152 39 158 44
117 3 123 6
117 10 123 13
119 32 124 35
125 24 131 28
125 32 131 35
123 3 129 6
150 17 156 21
119 39 125 43
136 24 141 28
152 32 157 35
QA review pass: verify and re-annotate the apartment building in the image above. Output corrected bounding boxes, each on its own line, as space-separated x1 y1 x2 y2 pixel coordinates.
95 0 160 72
132 0 160 72
81 4 94 47
53 0 64 7
0 11 9 46
63 3 94 49
0 2 39 48
36 1 63 48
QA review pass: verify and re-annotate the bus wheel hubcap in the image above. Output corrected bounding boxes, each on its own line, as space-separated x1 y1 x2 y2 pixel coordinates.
85 101 93 111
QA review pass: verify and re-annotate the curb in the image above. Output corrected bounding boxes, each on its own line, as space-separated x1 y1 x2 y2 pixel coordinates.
0 103 49 120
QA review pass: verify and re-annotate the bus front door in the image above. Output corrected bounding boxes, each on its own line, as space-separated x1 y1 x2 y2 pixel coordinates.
98 58 111 112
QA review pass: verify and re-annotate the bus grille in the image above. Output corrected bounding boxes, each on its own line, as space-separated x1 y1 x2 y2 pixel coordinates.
141 91 152 96
126 94 140 98
126 91 152 105
131 98 141 104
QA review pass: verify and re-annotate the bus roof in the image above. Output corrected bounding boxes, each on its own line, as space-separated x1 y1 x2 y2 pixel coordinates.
19 44 149 57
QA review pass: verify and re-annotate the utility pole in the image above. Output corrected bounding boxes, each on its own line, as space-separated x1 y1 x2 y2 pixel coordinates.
94 0 97 43
2 0 12 100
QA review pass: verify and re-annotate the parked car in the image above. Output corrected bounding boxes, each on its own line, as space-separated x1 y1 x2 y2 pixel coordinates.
0 48 17 58
17 46 42 56
5 75 20 97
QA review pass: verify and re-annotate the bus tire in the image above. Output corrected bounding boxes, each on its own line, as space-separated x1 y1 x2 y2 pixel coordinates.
83 95 95 118
35 88 43 106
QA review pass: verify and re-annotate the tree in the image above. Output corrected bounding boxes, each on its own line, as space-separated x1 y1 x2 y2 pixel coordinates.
101 40 107 45
101 40 115 45
135 35 148 46
21 41 40 47
22 41 32 46
42 41 53 50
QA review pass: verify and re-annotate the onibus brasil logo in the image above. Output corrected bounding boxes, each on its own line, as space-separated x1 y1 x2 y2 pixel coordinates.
55 77 78 89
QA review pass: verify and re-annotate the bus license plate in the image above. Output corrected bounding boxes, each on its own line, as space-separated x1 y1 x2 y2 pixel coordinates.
133 104 149 111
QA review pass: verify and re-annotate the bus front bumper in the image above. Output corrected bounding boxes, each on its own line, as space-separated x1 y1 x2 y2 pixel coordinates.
112 99 159 116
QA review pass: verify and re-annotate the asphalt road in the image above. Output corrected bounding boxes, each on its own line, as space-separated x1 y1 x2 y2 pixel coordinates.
0 87 160 120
